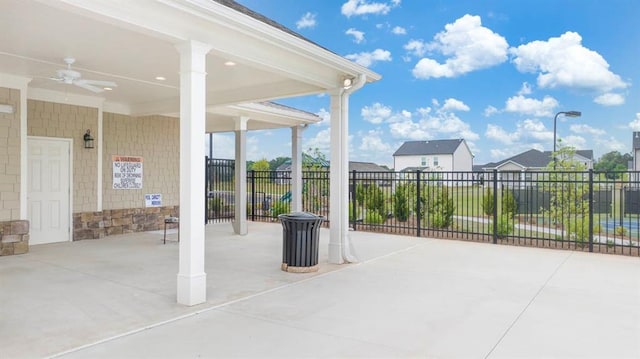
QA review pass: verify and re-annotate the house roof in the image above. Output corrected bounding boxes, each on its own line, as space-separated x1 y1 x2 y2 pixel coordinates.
393 139 465 156
349 161 390 172
484 149 594 170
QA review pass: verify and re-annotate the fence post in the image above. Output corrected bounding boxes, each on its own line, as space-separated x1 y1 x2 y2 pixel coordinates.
493 169 498 244
588 169 594 252
416 170 421 238
251 170 256 221
350 170 357 231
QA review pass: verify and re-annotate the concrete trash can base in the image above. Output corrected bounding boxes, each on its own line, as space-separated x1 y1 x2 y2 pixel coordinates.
278 212 324 273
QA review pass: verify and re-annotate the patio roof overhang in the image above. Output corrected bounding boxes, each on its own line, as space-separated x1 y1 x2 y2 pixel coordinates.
0 0 379 128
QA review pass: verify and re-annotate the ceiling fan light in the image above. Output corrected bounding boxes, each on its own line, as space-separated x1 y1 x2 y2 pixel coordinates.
103 87 113 91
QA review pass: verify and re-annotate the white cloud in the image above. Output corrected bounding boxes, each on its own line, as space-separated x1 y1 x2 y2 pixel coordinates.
296 12 317 29
392 26 406 35
403 39 426 57
485 124 517 145
484 118 553 147
304 128 331 154
345 48 392 67
212 133 235 159
346 28 365 43
315 108 331 126
629 113 640 131
595 136 625 152
361 102 392 124
440 98 470 112
570 124 605 136
359 129 393 152
594 93 625 106
504 95 558 117
389 105 479 141
562 135 587 149
510 31 628 93
518 82 533 96
484 105 499 117
341 0 398 17
412 14 509 79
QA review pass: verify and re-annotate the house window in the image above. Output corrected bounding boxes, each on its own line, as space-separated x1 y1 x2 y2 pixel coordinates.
433 157 439 166
421 157 427 166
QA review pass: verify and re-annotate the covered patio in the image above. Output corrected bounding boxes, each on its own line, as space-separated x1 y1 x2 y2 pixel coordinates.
2 223 639 358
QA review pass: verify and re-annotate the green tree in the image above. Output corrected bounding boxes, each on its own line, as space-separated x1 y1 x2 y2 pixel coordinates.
250 158 270 171
481 188 495 216
594 151 633 179
544 146 590 242
269 156 291 171
393 183 409 222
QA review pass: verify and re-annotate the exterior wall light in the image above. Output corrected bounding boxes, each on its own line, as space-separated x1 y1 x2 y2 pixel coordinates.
83 129 94 149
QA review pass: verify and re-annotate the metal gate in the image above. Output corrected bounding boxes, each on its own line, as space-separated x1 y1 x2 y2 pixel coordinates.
205 158 235 223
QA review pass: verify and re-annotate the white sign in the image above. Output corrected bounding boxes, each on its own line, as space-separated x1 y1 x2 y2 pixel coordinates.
113 155 143 189
145 193 162 207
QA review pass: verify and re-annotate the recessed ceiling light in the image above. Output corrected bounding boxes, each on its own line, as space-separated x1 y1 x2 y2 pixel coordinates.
224 61 236 67
103 87 113 91
155 76 166 81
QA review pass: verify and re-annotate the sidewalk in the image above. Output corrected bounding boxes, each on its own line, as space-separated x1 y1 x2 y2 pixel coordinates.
1 222 639 358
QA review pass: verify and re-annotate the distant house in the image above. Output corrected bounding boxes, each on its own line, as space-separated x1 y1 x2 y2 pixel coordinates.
349 161 393 187
393 139 474 172
478 148 594 184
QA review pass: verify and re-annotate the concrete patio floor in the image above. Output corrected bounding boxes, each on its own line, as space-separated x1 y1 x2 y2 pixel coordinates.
1 222 639 358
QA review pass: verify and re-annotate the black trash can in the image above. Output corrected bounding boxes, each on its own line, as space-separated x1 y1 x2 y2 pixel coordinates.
278 212 324 273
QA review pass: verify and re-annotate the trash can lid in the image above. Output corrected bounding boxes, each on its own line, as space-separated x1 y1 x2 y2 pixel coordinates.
278 212 322 219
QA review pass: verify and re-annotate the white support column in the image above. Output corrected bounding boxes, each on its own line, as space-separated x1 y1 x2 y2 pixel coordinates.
175 40 212 306
96 104 104 212
291 125 305 213
233 117 248 235
328 89 350 264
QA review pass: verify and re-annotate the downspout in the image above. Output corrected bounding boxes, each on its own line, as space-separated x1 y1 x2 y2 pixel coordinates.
339 74 366 263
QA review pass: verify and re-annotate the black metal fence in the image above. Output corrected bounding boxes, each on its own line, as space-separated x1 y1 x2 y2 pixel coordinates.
206 159 640 256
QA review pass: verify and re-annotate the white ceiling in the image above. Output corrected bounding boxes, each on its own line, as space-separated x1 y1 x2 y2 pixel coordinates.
0 0 379 130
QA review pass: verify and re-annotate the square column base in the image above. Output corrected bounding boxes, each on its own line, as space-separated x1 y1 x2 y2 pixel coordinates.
328 243 344 264
177 273 207 306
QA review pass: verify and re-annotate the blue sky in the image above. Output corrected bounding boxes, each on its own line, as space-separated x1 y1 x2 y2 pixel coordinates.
212 0 640 168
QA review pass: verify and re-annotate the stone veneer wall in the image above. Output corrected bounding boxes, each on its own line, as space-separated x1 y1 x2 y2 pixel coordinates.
102 113 179 210
27 99 99 213
0 220 29 256
0 87 21 221
73 205 179 240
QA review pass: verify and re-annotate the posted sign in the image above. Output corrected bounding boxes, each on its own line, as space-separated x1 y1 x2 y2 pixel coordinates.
145 193 162 207
113 155 143 189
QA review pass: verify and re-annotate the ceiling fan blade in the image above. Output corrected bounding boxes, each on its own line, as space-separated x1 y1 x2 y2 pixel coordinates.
80 79 117 87
48 76 64 82
74 81 104 93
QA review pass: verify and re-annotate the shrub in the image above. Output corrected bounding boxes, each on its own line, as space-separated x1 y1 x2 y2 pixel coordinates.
615 226 627 236
208 197 223 215
393 184 409 222
496 213 513 238
363 210 385 225
424 185 455 229
349 205 361 222
501 190 518 218
365 184 386 215
481 188 495 216
271 201 290 219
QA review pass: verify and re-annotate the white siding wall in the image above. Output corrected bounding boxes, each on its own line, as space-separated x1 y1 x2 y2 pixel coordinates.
452 143 473 171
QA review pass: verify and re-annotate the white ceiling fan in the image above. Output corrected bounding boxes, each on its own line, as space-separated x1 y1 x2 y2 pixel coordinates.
49 57 117 93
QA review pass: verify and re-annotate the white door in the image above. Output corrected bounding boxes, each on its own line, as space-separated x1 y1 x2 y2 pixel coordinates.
28 137 71 245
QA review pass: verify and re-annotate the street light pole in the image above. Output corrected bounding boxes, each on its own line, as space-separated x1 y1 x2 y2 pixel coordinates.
553 110 582 168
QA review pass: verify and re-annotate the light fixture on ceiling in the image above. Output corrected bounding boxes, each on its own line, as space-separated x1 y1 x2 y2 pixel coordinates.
155 76 166 81
224 61 236 67
103 87 113 91
83 129 94 149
